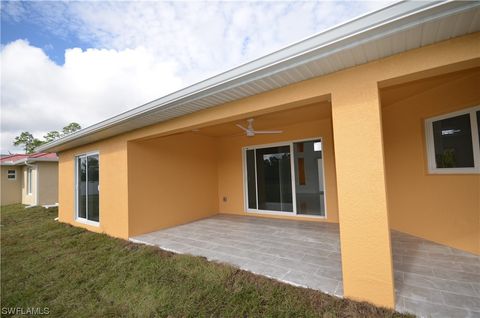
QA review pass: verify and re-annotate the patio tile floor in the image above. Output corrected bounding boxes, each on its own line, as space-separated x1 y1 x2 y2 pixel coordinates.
131 214 479 318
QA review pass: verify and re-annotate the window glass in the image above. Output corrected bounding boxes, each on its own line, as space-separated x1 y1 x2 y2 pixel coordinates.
87 155 99 222
77 157 87 219
432 113 474 168
27 167 33 194
297 158 306 185
294 140 325 216
244 139 327 215
76 154 99 222
7 170 15 179
255 146 293 212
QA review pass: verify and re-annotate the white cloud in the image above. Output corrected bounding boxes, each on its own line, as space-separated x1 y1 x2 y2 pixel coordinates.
2 1 390 80
1 40 183 152
1 1 391 152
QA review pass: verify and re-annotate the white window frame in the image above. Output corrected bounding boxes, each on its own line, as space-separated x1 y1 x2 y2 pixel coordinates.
74 151 100 227
425 105 480 174
27 167 33 194
242 137 327 219
7 169 16 180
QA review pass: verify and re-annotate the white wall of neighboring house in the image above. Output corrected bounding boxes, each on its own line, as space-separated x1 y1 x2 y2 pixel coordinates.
37 162 58 205
0 166 22 205
1 159 58 207
21 165 37 205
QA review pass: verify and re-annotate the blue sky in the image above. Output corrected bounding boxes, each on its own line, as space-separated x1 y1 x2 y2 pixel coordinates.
1 1 389 152
1 1 87 64
1 10 85 65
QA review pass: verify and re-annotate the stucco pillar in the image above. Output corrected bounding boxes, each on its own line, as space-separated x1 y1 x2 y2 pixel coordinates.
331 80 395 308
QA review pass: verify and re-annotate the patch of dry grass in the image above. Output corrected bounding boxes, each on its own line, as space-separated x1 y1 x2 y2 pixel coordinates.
1 204 413 317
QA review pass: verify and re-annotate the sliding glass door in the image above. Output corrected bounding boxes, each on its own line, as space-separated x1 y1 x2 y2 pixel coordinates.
244 138 325 217
253 146 293 212
293 140 325 216
76 153 99 223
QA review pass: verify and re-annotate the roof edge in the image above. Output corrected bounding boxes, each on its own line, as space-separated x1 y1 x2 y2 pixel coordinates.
37 0 478 153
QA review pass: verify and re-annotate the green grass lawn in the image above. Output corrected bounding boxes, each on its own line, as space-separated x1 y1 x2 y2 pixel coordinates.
1 204 412 317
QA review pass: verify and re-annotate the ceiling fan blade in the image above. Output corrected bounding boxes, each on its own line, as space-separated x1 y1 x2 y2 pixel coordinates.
235 124 250 132
252 130 283 134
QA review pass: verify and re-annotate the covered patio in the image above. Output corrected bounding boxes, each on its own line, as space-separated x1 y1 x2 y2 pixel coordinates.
126 63 480 316
131 214 480 318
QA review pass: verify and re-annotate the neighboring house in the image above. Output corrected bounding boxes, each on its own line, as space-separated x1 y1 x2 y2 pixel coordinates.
38 1 480 311
0 153 59 206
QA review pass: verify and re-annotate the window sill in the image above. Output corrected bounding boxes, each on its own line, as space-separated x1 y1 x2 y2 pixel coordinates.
428 168 480 174
75 217 100 227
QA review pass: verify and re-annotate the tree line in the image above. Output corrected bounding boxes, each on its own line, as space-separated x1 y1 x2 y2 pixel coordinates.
13 122 81 154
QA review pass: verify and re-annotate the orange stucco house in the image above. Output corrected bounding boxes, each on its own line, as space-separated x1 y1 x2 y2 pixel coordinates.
39 1 479 313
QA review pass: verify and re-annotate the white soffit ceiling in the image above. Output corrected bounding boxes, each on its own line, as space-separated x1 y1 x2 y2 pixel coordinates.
38 0 480 152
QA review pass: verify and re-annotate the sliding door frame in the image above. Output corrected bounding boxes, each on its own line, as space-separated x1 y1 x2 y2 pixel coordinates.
242 137 327 219
74 151 100 226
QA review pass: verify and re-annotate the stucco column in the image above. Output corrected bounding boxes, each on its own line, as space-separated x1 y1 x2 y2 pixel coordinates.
331 80 395 308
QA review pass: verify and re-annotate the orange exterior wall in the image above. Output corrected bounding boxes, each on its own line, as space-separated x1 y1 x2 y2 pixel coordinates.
217 118 339 223
331 80 395 306
382 69 480 255
127 133 219 236
57 137 129 238
55 33 480 309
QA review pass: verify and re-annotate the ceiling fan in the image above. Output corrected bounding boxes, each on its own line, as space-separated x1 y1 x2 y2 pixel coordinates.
236 118 283 137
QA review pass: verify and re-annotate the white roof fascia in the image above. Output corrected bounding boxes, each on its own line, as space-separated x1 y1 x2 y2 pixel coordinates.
0 162 17 166
25 158 59 164
37 0 480 153
0 158 58 166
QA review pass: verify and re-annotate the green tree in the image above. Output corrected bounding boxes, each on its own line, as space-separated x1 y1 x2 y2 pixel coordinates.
13 132 44 154
13 123 82 154
44 131 61 142
62 122 81 135
31 139 44 152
